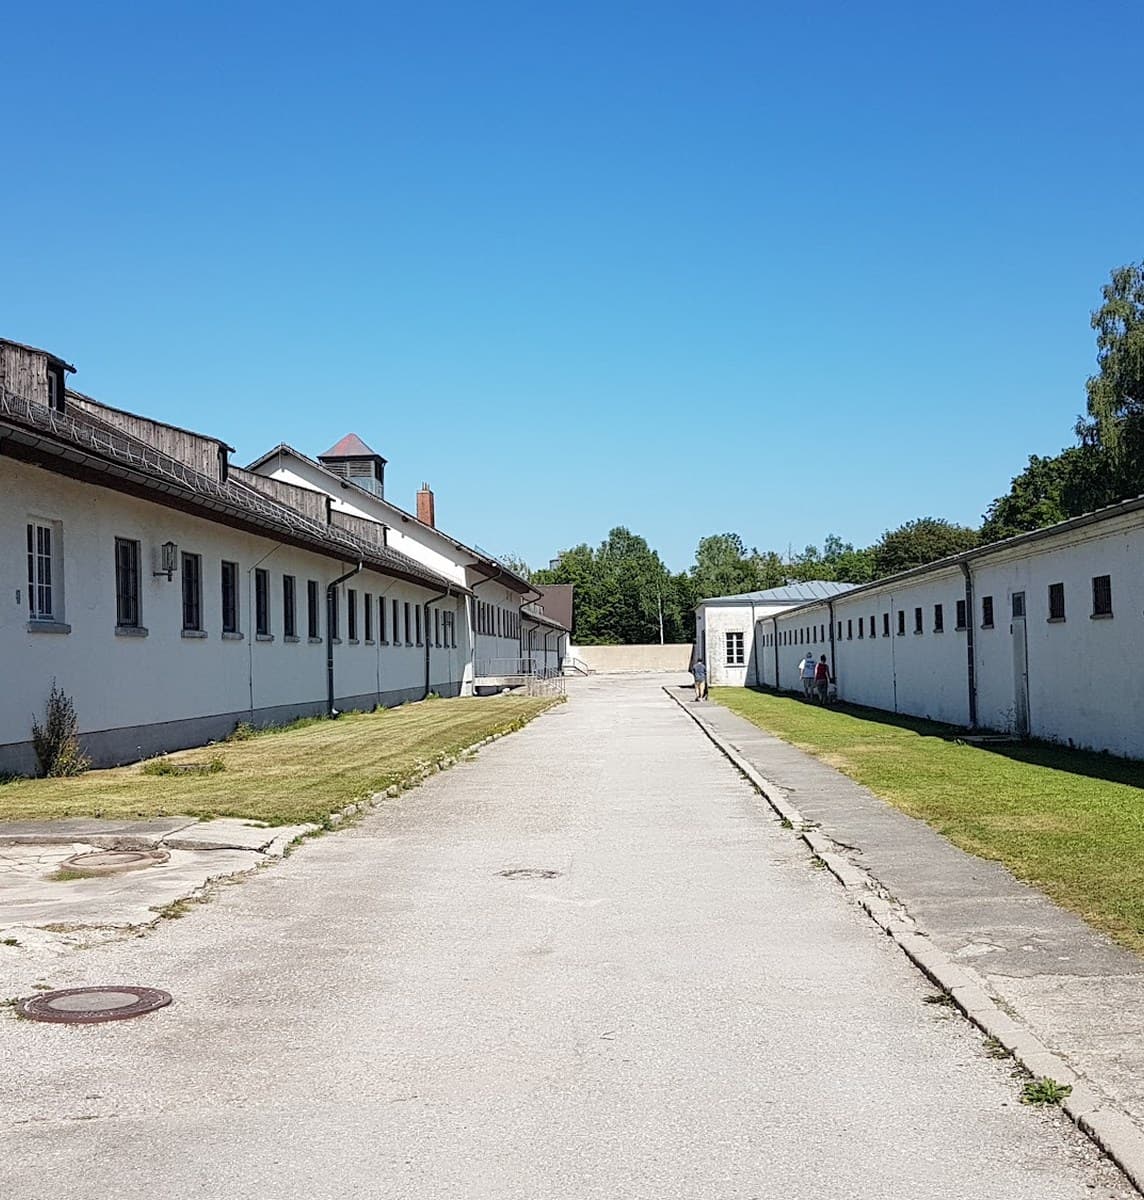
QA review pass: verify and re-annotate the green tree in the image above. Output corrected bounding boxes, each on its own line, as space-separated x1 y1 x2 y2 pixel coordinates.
534 527 674 644
872 517 979 577
691 533 759 600
1082 261 1144 497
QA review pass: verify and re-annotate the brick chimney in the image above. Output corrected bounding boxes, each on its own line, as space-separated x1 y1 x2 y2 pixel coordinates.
416 482 435 527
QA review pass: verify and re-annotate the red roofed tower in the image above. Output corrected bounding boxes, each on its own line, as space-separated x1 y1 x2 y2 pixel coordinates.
318 434 387 498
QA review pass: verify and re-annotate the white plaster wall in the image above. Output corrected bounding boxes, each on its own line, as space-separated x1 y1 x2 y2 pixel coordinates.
3 460 470 763
971 522 1144 755
755 516 1144 757
698 602 802 687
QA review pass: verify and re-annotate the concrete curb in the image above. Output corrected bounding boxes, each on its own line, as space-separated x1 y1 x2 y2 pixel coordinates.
663 686 1144 1194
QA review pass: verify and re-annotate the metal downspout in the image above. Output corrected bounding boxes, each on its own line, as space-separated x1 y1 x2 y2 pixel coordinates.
828 599 837 690
960 562 978 728
327 561 363 717
750 602 760 687
424 586 452 700
772 614 780 688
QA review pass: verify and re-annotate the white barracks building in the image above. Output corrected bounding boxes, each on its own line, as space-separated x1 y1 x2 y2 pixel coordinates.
1 339 567 774
708 506 1144 759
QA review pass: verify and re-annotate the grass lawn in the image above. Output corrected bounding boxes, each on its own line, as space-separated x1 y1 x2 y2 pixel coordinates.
0 696 559 827
712 687 1144 952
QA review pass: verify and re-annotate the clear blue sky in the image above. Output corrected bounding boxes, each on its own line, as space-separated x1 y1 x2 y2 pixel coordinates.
4 1 1141 571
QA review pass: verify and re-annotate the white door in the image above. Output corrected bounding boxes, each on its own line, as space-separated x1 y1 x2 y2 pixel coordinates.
1010 591 1030 737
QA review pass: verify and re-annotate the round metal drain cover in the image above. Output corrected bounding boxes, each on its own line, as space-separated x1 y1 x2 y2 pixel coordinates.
497 868 561 880
17 986 173 1024
60 849 169 876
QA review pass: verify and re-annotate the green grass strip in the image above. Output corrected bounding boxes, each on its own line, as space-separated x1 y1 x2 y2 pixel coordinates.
712 687 1144 952
0 696 559 827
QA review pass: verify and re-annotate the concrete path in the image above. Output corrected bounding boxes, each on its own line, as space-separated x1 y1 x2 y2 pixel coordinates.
0 818 318 941
679 686 1144 1156
0 676 1132 1199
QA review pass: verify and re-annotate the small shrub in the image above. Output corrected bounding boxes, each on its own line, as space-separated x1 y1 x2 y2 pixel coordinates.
31 682 89 777
1021 1077 1072 1106
227 721 257 742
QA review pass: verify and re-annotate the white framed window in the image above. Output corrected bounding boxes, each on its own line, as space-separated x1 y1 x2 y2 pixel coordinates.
26 519 63 622
725 630 745 666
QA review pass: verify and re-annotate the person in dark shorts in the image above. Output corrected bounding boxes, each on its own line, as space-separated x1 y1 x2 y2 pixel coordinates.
813 655 830 703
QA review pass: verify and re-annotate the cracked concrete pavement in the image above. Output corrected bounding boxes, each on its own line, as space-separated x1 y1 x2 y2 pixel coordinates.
0 676 1134 1198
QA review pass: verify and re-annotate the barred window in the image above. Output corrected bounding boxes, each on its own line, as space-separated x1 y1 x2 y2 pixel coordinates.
283 575 297 639
115 538 141 628
182 552 203 631
255 568 270 636
221 560 239 633
308 580 320 639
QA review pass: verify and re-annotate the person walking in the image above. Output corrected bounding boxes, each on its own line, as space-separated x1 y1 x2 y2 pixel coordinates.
692 657 708 702
814 654 830 704
799 653 816 699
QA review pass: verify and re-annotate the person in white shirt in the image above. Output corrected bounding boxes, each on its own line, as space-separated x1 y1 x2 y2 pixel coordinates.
798 654 816 698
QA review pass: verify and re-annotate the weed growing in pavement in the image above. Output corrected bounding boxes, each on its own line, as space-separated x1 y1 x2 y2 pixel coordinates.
922 992 956 1007
47 869 89 883
809 854 827 869
983 1036 1011 1059
1021 1078 1072 1106
779 817 793 830
1 937 19 947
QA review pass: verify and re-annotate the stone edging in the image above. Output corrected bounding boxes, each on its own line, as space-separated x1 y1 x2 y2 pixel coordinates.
662 686 1144 1195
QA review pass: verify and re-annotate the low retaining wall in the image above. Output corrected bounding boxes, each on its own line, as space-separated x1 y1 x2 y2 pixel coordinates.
571 643 692 674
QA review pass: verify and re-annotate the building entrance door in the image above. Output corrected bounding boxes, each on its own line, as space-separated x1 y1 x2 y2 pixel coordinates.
1010 591 1030 737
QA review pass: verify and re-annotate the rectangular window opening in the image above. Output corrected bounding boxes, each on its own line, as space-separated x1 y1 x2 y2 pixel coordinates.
1048 582 1065 622
182 552 203 631
283 575 297 639
221 561 239 633
725 631 745 666
308 580 320 639
115 538 142 628
1092 574 1113 617
255 568 270 636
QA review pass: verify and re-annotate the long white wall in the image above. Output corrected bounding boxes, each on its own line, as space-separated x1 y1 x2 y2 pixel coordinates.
754 512 1144 757
4 459 470 771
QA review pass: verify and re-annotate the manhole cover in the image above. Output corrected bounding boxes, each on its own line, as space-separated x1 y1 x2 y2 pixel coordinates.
16 986 173 1024
59 849 170 876
497 868 561 880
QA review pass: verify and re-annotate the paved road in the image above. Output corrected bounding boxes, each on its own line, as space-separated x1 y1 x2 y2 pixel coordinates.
0 676 1132 1199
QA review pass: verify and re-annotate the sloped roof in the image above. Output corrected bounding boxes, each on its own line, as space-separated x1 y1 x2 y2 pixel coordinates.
0 392 460 595
320 432 385 461
697 581 856 607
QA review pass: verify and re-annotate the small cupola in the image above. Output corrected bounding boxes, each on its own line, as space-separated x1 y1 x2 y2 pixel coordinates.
318 433 387 498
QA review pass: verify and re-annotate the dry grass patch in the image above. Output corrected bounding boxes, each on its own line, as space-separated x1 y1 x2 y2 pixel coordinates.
711 687 1144 952
0 696 558 827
